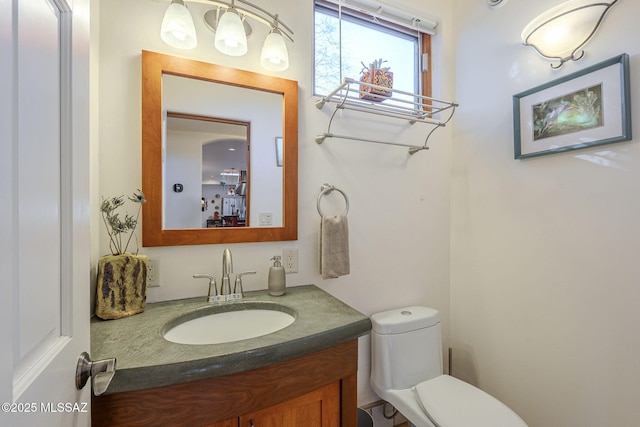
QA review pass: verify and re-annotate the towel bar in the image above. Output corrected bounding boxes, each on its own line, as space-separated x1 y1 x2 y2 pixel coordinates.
317 184 349 216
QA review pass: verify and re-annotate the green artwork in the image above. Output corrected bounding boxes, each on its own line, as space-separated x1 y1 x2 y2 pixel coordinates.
532 84 603 141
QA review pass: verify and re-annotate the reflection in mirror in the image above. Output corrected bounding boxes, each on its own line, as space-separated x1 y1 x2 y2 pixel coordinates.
142 50 298 246
162 73 284 230
164 113 251 229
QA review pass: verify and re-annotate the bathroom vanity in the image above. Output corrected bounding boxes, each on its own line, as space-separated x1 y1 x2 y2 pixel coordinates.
90 285 371 426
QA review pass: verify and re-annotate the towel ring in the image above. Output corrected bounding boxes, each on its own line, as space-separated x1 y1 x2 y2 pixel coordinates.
317 184 349 216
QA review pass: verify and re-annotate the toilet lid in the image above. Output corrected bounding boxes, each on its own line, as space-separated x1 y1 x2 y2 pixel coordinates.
414 375 527 427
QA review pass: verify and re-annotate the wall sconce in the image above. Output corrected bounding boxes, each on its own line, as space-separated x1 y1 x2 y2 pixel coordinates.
159 0 294 71
488 0 510 9
521 0 618 68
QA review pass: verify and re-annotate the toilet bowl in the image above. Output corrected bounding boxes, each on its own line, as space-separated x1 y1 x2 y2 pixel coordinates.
370 306 527 427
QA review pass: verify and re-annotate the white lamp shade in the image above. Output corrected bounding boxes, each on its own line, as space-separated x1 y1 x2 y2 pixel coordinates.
160 1 197 50
521 0 616 62
260 30 289 71
214 9 248 56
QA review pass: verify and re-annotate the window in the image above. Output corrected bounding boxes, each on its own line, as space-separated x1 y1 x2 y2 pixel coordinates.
314 0 432 99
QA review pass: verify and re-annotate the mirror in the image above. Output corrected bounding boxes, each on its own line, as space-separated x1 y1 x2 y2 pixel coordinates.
142 51 298 246
164 112 251 229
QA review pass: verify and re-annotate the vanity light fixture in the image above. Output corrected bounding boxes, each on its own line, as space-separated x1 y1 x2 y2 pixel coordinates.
160 0 198 49
159 0 294 71
260 24 289 71
521 0 618 68
214 3 248 56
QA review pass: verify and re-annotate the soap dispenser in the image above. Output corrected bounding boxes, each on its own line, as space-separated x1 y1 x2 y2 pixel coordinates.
268 256 286 296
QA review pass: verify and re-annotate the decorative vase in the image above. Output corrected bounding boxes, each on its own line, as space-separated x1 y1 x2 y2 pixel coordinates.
359 67 394 102
95 253 148 320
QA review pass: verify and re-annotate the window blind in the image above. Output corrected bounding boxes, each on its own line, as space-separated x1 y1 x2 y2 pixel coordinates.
319 0 438 35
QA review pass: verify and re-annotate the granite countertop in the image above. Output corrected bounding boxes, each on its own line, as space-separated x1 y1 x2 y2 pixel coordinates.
91 284 372 395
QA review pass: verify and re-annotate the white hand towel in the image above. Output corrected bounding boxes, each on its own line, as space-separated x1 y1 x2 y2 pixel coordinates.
320 215 350 279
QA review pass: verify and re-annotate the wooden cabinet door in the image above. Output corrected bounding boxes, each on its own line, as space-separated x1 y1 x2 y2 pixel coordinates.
239 381 340 427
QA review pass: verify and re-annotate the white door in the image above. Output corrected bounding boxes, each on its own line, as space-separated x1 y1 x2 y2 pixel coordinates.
0 0 91 425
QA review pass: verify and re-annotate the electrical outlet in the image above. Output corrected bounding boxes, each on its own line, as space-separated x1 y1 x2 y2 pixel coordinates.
283 248 298 274
147 257 160 287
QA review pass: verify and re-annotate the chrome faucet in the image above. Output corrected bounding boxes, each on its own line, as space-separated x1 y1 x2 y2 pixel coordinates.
192 274 217 303
194 249 248 302
234 270 257 296
220 248 233 296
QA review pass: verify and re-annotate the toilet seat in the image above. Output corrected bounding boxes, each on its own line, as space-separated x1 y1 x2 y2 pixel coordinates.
414 375 527 427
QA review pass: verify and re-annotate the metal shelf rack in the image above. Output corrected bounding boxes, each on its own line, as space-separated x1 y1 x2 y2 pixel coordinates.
315 78 458 155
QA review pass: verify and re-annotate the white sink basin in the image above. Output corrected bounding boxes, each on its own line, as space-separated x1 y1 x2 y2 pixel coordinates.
163 306 295 345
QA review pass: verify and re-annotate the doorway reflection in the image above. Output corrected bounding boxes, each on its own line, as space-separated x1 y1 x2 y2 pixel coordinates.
164 112 250 229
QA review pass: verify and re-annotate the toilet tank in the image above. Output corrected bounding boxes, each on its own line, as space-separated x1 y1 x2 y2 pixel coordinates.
370 306 443 393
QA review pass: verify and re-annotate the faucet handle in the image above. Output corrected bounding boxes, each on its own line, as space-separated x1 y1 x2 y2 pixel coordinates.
193 274 218 302
234 270 257 295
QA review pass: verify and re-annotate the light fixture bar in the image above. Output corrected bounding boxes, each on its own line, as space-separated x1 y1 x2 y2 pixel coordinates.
159 0 294 70
177 0 294 42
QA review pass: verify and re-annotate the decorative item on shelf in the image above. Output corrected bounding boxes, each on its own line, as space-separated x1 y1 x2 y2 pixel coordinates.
95 190 148 320
359 58 393 102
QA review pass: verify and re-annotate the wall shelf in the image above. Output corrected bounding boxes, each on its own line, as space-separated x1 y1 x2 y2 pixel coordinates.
315 78 458 155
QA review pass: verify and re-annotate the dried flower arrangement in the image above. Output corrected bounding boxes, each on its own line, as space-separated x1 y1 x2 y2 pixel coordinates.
100 190 146 256
96 189 148 320
360 58 390 75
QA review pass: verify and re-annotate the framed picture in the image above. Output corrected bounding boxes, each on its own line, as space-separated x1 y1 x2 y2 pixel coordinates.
275 136 283 167
513 53 631 159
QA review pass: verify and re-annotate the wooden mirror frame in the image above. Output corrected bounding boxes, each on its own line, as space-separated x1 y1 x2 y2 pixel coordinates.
141 51 298 246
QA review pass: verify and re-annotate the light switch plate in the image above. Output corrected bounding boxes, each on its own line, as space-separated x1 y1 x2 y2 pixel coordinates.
259 212 273 226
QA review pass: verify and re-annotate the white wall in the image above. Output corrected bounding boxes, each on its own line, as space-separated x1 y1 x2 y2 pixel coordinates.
451 1 640 425
164 128 203 228
97 0 454 407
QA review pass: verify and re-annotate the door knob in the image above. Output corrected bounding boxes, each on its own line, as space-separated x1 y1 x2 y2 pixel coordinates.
75 352 116 396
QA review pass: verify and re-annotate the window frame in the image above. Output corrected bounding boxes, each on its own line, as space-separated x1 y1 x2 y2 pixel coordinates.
313 0 432 99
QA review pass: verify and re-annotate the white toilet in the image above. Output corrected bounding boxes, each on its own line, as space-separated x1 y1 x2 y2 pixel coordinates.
370 306 528 427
